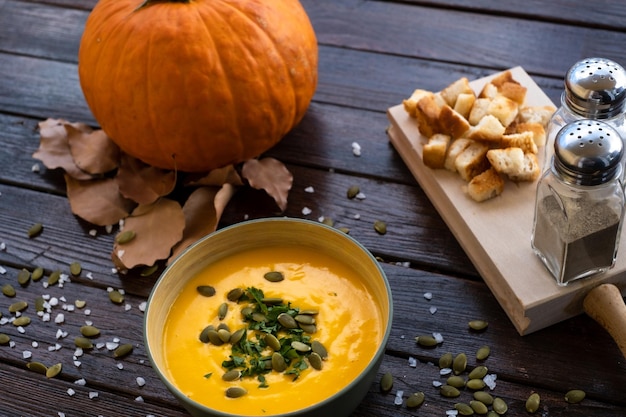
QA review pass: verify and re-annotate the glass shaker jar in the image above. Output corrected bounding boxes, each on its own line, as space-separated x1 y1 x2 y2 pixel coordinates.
532 120 625 286
545 58 626 165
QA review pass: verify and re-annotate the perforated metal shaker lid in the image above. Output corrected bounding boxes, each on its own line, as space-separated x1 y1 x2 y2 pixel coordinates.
554 120 623 186
564 57 626 118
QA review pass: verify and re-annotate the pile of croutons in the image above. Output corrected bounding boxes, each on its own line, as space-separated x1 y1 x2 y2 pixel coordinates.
403 70 555 202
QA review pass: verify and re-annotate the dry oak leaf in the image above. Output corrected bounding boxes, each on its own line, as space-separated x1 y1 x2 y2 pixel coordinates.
33 118 95 180
65 174 136 226
241 158 293 211
67 125 120 175
112 198 185 270
184 164 244 187
168 184 238 264
116 154 177 205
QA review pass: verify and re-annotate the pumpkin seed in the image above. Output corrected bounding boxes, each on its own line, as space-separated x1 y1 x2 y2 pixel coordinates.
222 369 241 382
2 283 16 297
406 392 425 408
115 230 136 244
109 290 124 304
415 335 438 347
526 392 540 413
46 362 62 378
27 361 47 375
439 352 453 368
9 300 28 313
492 397 508 414
487 412 499 417
199 325 214 343
466 379 486 390
454 402 474 415
114 343 133 358
69 262 82 276
468 365 488 380
140 264 159 277
311 340 328 359
271 352 287 372
565 389 585 404
75 300 86 309
347 185 360 199
227 287 244 301
440 385 461 398
299 323 317 334
217 323 230 332
277 313 297 329
207 329 224 346
300 309 319 315
473 391 494 405
294 314 315 325
28 223 43 238
446 375 466 388
262 297 283 305
291 341 311 352
241 307 254 318
373 220 387 235
264 271 284 282
74 337 94 349
80 325 101 337
17 269 30 286
264 334 281 351
380 372 393 393
31 267 44 281
48 270 61 286
225 386 247 398
229 328 245 345
13 316 31 327
469 320 489 331
0 333 10 345
217 328 231 343
321 217 334 227
476 345 491 361
453 353 467 375
337 227 350 234
34 296 45 312
251 312 267 323
309 352 323 370
196 285 216 297
218 302 228 320
470 400 489 414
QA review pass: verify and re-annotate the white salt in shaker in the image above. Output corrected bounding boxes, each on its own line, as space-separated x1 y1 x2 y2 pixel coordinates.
545 58 626 170
532 120 625 285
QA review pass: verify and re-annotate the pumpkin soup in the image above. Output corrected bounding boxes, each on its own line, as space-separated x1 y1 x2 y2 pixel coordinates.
162 244 384 415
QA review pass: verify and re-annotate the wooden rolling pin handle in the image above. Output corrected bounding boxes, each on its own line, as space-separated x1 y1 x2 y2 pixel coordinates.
583 283 626 360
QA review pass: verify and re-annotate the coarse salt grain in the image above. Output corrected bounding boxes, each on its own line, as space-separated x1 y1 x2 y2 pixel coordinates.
22 351 32 359
89 229 97 237
355 192 366 200
302 207 312 215
17 326 25 334
89 391 99 399
74 347 83 357
138 302 147 312
351 141 362 156
58 413 65 417
353 213 361 220
304 186 314 193
432 380 443 387
124 303 132 311
440 368 452 376
423 292 433 300
484 374 497 390
446 410 459 416
67 388 75 396
74 361 81 367
135 396 144 402
136 377 146 387
32 341 38 348
86 272 94 280
54 314 65 324
84 309 91 316
393 390 403 405
433 332 444 343
117 363 124 370
106 342 119 351
0 266 5 274
9 341 15 348
74 378 86 386
429 306 438 315
105 224 113 234
49 297 59 307
408 357 417 368
0 242 6 251
56 329 67 339
32 163 40 172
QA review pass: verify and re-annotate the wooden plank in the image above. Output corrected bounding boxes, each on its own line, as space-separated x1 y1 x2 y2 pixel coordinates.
387 67 626 335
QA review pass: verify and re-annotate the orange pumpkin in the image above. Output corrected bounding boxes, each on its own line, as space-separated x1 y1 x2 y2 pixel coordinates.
78 0 318 172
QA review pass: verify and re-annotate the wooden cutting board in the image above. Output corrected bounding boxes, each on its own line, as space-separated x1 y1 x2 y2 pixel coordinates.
386 66 626 336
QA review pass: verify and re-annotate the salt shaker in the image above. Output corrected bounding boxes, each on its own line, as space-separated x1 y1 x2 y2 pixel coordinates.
545 58 626 166
532 120 625 285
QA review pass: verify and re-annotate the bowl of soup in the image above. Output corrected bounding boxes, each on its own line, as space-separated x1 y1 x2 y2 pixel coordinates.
144 217 393 417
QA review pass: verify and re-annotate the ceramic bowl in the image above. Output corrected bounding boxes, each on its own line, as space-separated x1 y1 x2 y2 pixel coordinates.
144 217 393 417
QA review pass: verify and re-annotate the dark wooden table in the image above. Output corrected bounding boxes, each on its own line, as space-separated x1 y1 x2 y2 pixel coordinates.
1 1 626 416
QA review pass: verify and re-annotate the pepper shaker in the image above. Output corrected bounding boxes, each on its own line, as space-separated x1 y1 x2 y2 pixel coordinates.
532 120 625 285
545 58 626 168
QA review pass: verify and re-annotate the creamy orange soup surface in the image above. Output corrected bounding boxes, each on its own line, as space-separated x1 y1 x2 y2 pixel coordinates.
163 245 385 416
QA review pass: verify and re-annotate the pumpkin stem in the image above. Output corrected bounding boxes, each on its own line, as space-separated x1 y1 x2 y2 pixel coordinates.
135 0 191 11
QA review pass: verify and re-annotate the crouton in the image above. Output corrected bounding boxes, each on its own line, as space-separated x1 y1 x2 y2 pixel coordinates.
423 133 451 169
467 167 505 202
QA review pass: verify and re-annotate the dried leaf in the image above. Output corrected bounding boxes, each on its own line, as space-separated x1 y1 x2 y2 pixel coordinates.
67 125 120 175
241 158 293 211
65 174 136 226
33 118 94 180
168 184 237 263
112 199 185 269
185 165 244 187
116 154 176 205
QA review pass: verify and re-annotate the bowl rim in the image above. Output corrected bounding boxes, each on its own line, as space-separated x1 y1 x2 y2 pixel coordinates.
143 217 394 417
